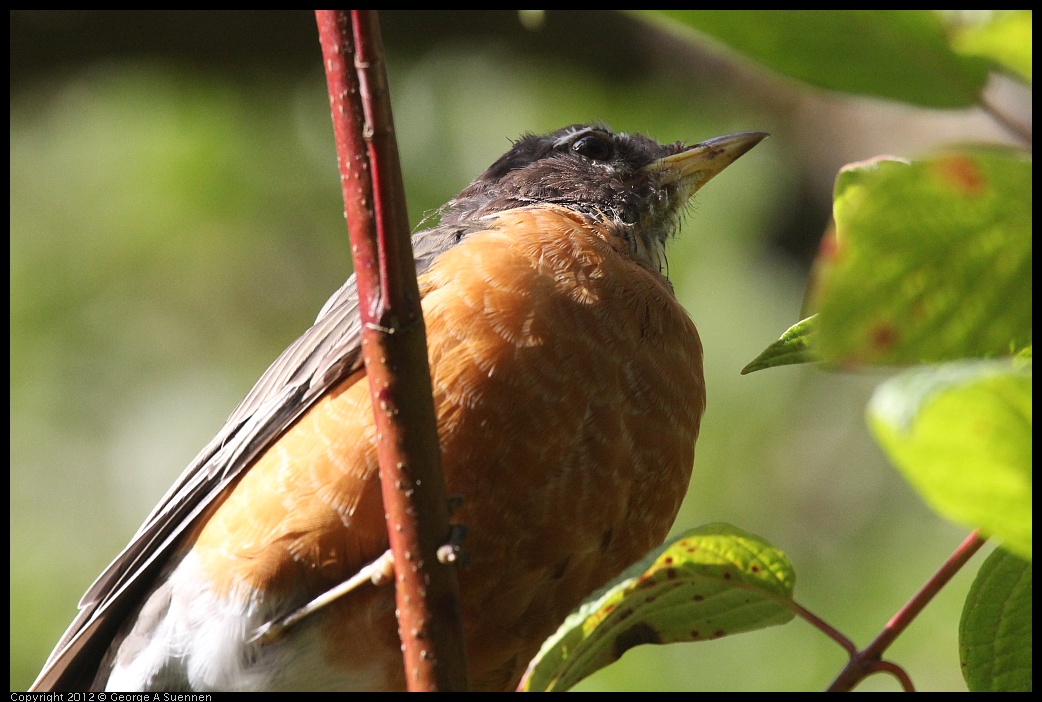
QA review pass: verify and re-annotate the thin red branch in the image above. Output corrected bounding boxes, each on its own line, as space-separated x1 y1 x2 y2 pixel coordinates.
871 659 917 692
314 9 468 691
788 600 858 657
827 530 987 691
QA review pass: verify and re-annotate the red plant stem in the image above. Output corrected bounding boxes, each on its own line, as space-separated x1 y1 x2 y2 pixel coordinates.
788 600 857 656
827 530 987 691
314 10 468 691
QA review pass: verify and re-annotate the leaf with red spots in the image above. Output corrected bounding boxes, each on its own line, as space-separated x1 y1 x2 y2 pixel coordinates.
518 523 795 692
809 147 1031 366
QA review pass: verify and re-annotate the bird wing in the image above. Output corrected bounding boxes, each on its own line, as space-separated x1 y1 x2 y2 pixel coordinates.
31 221 470 691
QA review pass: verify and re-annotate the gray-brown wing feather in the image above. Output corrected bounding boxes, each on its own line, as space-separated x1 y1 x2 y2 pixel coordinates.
31 222 472 691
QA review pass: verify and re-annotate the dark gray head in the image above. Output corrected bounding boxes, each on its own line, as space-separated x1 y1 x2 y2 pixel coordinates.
437 124 767 271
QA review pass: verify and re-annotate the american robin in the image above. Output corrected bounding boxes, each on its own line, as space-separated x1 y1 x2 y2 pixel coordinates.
32 124 765 692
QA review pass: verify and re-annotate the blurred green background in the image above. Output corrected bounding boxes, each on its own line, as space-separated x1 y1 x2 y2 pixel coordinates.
10 10 1021 691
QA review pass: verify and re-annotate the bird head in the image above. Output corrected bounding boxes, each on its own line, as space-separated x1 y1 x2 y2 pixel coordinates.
440 124 767 272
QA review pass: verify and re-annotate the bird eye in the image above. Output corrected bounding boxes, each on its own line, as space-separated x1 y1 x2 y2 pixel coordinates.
571 133 614 161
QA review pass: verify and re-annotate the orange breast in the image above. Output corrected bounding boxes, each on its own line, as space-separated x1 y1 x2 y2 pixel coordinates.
190 205 705 690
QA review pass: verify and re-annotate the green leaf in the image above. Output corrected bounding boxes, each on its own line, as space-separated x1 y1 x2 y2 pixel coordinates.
810 148 1032 366
868 361 1032 558
960 547 1032 691
518 523 796 692
742 315 818 374
949 10 1032 84
636 10 989 108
